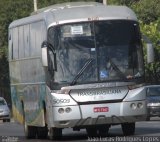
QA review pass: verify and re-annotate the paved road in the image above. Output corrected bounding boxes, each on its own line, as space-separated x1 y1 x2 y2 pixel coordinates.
0 117 160 142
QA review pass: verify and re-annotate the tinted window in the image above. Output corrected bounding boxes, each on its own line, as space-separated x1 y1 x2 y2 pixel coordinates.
0 100 6 105
48 20 144 85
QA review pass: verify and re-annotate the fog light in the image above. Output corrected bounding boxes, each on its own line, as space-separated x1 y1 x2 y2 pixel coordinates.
130 103 137 110
137 103 143 108
58 108 64 114
65 107 72 113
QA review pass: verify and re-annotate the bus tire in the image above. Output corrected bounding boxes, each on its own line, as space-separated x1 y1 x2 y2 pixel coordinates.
37 126 48 139
22 104 37 139
7 119 10 122
3 119 7 122
37 105 48 139
146 115 150 121
49 127 62 140
121 122 135 136
86 127 97 137
24 120 37 139
97 125 110 137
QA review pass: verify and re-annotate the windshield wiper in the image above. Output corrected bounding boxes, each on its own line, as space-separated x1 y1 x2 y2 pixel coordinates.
70 58 93 86
107 58 127 80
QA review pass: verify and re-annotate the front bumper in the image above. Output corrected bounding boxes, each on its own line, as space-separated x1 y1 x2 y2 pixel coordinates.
49 100 147 128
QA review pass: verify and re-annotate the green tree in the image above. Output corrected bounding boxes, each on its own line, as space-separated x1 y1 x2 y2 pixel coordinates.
131 0 160 24
108 0 139 6
0 0 34 100
108 0 160 24
140 20 160 83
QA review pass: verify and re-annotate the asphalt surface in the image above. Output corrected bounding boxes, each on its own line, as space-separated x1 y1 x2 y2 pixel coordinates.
0 117 160 142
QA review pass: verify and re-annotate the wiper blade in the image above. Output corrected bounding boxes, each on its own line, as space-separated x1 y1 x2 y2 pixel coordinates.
70 58 93 86
108 58 127 80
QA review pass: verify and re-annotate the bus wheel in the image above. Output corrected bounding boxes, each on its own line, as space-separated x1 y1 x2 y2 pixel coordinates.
37 126 48 139
97 125 110 137
146 115 150 121
3 119 7 122
121 122 135 136
86 127 97 137
24 120 37 139
7 119 10 122
49 127 62 140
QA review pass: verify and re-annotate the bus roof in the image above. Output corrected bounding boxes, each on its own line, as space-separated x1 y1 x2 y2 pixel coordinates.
9 2 137 29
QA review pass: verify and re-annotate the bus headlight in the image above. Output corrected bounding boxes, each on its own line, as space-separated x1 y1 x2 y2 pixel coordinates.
58 108 64 114
130 103 137 110
137 102 143 108
65 107 72 113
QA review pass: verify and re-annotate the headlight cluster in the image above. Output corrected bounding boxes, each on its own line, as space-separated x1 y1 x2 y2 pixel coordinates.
130 102 143 110
58 107 72 114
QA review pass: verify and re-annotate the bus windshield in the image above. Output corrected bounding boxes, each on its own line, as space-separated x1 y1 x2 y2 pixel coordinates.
48 20 144 85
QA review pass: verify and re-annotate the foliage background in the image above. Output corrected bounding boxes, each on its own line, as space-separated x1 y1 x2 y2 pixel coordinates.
0 0 160 102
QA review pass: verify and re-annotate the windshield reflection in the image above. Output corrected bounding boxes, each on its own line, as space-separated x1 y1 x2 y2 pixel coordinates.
48 20 144 85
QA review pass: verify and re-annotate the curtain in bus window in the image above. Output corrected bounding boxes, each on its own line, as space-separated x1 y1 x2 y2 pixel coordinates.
24 24 30 57
18 26 25 59
30 21 43 57
12 27 19 59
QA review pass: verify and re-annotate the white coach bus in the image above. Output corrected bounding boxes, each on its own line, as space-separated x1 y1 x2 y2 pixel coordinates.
8 1 154 139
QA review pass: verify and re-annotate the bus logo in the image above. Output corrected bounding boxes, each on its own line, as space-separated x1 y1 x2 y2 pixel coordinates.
78 89 121 96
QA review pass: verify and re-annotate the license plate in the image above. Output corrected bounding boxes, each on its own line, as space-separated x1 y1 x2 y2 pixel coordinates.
94 107 109 113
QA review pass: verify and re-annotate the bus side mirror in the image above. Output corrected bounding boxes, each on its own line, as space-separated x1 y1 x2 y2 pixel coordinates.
41 41 48 67
142 34 155 63
146 43 154 63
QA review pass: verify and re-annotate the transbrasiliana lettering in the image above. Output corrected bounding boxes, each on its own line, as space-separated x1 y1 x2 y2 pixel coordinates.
78 89 121 96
